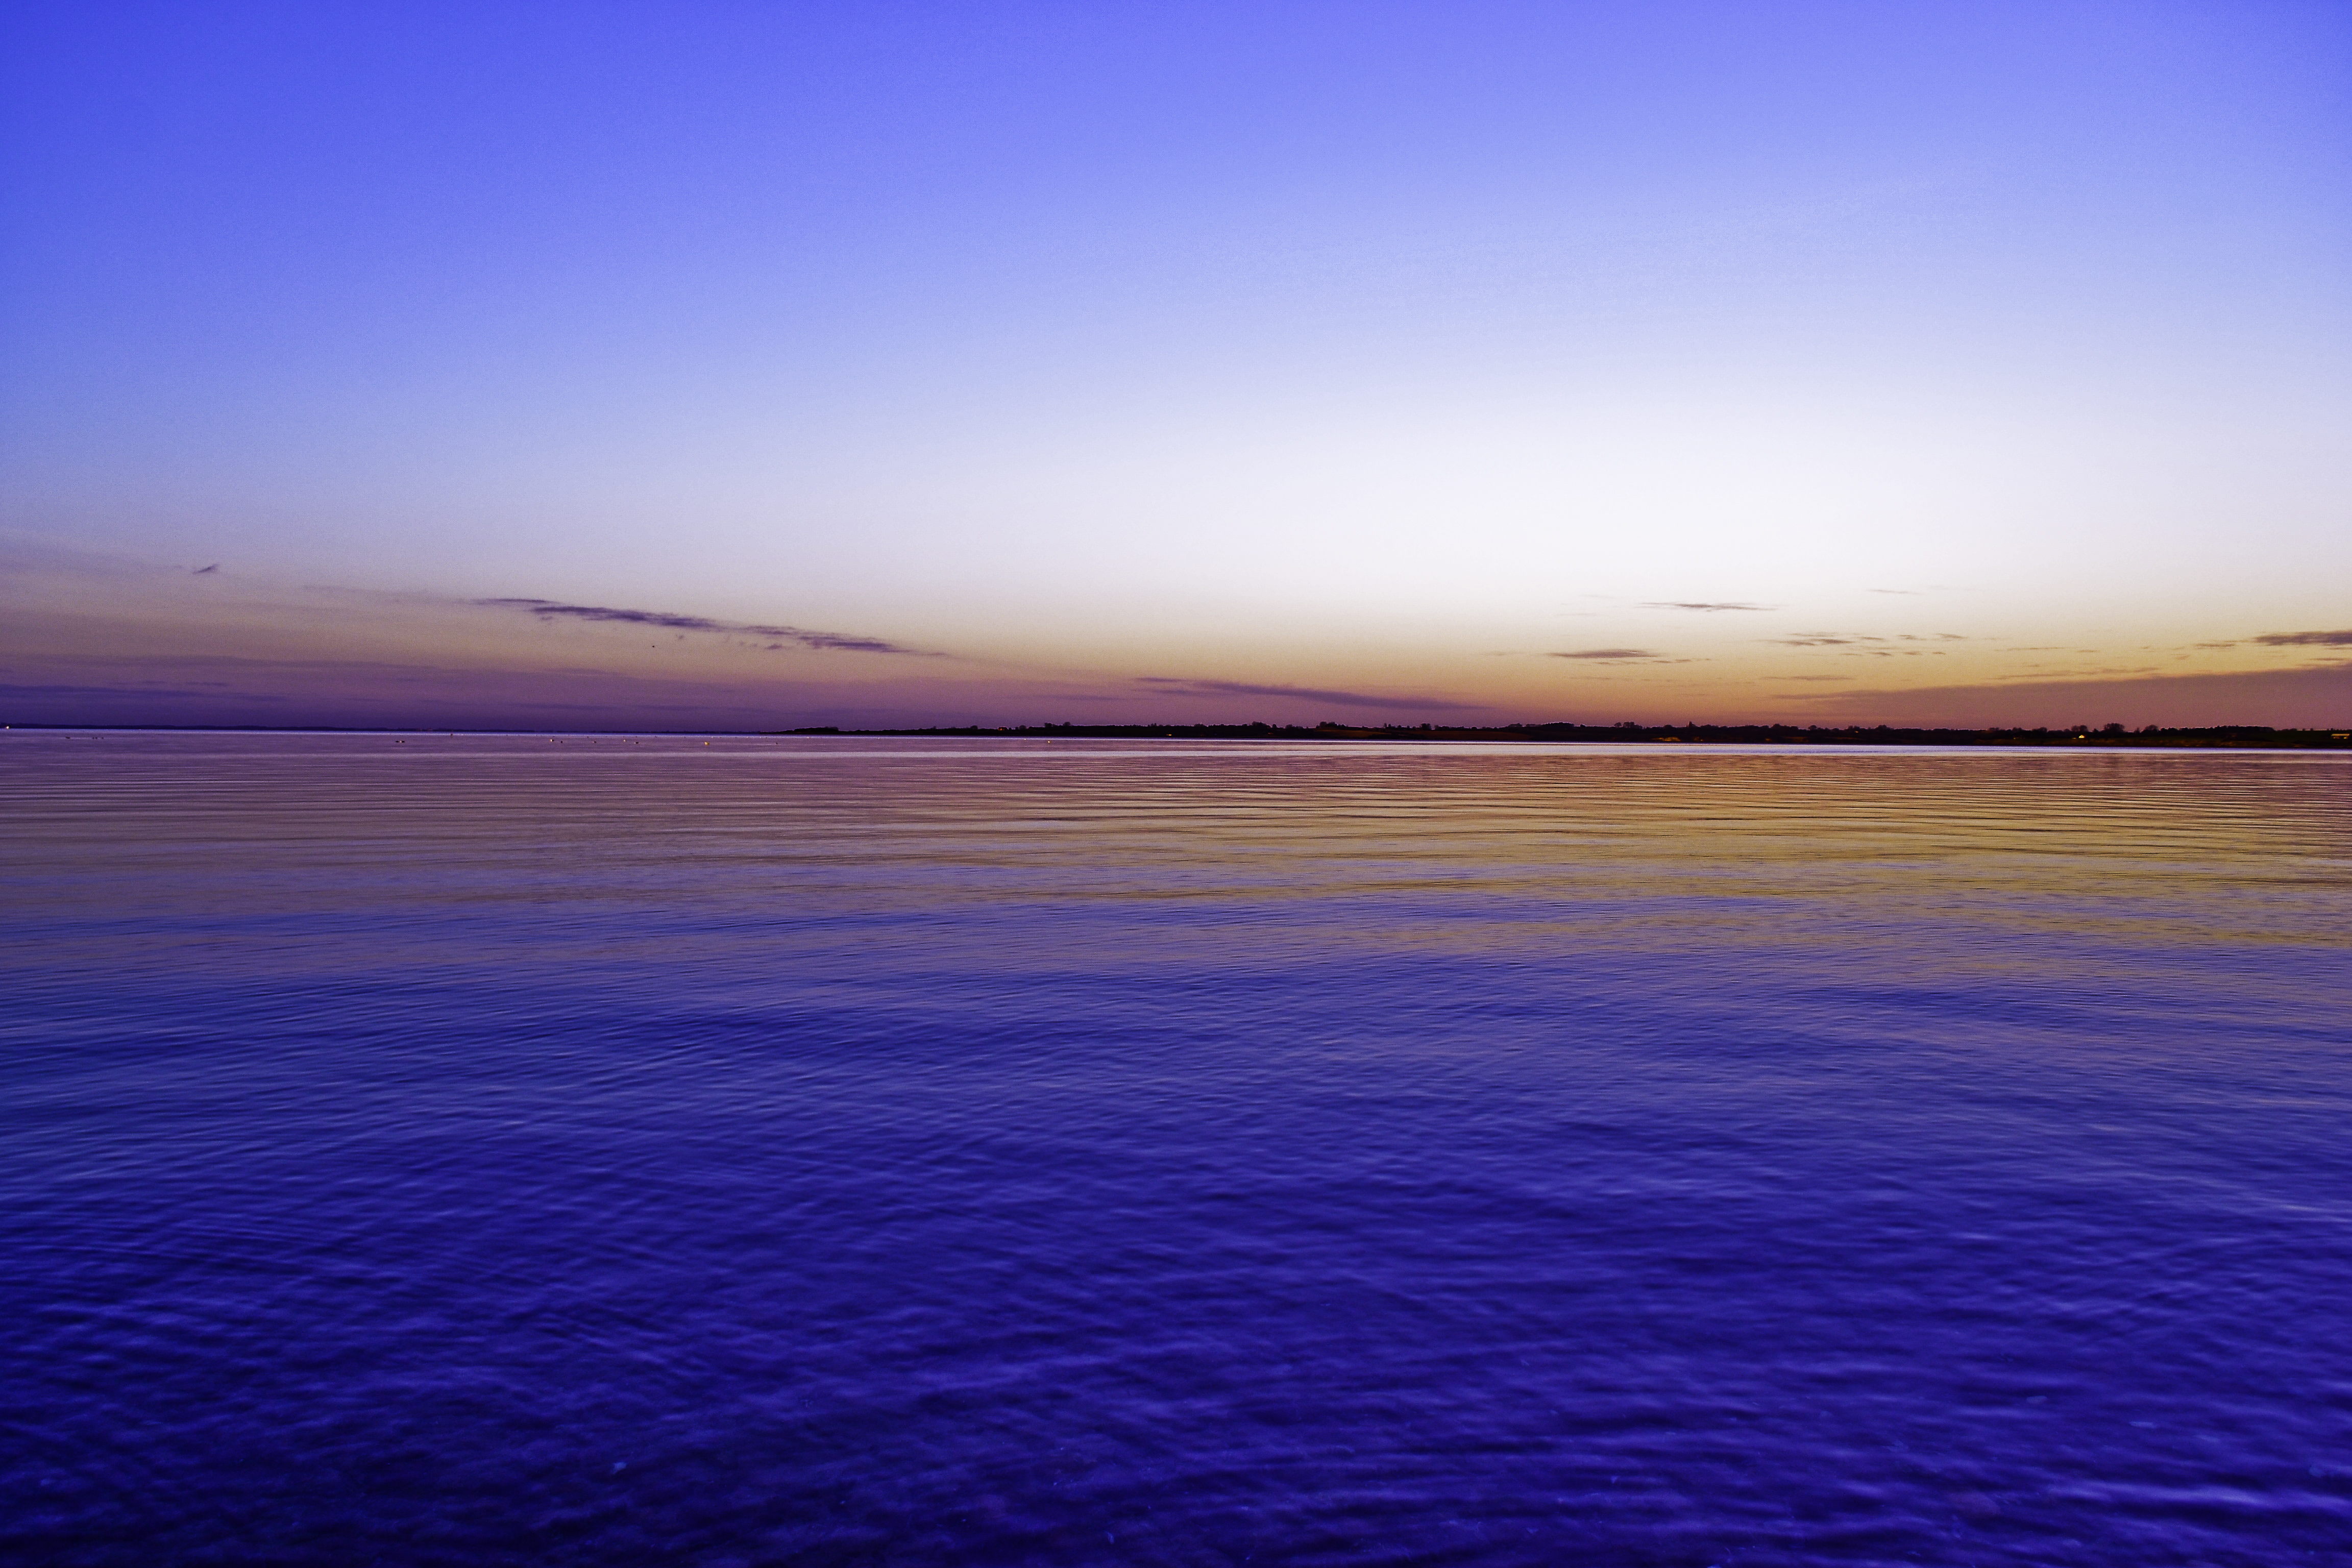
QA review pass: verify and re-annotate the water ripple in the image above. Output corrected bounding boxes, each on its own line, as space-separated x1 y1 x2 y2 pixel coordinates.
3 733 2348 1565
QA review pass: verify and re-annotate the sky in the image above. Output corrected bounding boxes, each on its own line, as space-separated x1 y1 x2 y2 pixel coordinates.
4 0 2348 729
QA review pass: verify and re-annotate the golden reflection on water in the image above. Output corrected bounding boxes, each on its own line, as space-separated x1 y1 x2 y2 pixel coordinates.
10 734 2345 1015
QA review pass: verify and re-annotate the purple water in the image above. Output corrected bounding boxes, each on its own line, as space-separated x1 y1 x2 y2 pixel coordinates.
4 732 2348 1565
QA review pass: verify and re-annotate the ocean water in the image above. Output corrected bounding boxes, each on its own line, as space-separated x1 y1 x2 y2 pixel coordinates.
4 731 2348 1567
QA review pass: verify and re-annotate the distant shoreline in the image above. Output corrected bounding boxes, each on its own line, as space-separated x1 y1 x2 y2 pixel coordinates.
9 722 2349 749
820 722 2352 749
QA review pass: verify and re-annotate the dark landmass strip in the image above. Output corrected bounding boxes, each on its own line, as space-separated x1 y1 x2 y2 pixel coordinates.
9 722 2346 746
812 722 2352 748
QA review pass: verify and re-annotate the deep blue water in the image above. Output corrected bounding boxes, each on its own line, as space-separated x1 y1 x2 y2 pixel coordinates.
4 731 2349 1566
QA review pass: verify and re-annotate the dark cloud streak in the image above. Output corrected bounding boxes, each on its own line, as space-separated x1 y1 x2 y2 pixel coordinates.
479 598 935 656
1134 676 1476 712
2252 629 2352 647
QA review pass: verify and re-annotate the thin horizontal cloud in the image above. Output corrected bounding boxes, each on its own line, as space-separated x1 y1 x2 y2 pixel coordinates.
1980 664 2165 680
1787 660 2352 728
1551 648 1660 660
1134 677 1477 712
1643 601 1775 612
478 598 936 655
0 647 1061 730
0 681 259 701
2252 629 2352 647
1771 631 1959 647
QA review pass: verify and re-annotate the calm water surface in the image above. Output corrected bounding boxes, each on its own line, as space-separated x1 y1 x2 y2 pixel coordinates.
4 732 2349 1566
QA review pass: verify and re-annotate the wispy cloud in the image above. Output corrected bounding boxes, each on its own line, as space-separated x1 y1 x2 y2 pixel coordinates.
478 598 937 656
1786 660 2352 727
2252 628 2352 647
1642 601 1775 612
1134 676 1476 711
0 681 254 701
1768 631 1962 647
1550 647 1660 660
